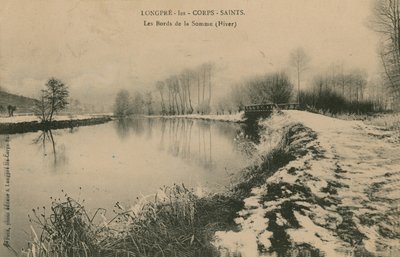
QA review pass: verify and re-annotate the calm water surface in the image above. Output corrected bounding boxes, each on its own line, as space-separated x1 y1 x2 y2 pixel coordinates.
0 117 255 256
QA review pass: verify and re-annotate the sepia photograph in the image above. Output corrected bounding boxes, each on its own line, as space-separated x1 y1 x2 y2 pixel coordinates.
0 1 399 256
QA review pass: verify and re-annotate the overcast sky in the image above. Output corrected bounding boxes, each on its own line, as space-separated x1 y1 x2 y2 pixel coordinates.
0 0 380 107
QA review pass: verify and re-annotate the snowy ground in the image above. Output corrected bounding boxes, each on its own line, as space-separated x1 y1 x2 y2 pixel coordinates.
0 114 111 124
214 110 400 257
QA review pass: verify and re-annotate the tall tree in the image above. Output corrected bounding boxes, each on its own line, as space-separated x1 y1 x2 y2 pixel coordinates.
132 92 145 114
166 78 174 115
144 91 154 115
289 47 311 103
180 69 194 114
370 0 400 106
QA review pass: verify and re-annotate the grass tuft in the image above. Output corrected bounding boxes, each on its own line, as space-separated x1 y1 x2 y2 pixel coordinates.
25 185 243 257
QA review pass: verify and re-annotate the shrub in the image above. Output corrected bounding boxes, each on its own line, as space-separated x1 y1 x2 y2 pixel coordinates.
299 89 375 114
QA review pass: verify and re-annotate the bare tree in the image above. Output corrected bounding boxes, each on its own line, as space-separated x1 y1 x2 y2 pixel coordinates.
197 71 200 113
289 47 311 103
197 63 214 114
166 77 174 115
369 0 400 107
35 78 69 122
180 69 195 114
171 76 183 114
205 63 215 106
144 91 154 115
156 81 166 115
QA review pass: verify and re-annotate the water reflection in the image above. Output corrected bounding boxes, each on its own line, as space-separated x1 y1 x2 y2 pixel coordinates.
32 129 69 169
146 118 154 140
114 118 255 170
166 118 256 169
159 119 213 170
114 117 145 139
242 118 265 143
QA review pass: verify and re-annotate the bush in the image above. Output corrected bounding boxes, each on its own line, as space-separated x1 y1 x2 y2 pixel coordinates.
246 72 294 104
299 89 375 114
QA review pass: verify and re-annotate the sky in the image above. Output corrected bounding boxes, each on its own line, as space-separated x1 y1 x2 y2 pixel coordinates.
0 0 381 108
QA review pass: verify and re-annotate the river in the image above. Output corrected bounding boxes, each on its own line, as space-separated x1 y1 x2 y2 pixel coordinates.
0 117 256 257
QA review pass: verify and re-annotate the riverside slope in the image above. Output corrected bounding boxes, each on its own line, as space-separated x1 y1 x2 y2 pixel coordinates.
0 114 112 134
214 110 400 257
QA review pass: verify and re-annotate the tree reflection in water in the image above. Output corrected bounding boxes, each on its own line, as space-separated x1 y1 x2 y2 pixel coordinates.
115 117 145 140
146 118 154 140
165 118 214 169
32 129 69 168
114 117 258 171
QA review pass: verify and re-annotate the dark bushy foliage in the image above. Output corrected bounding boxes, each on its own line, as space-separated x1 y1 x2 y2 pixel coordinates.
299 89 375 114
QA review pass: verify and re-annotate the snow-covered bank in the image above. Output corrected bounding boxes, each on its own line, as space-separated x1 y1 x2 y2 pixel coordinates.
146 112 245 123
0 114 112 124
214 110 400 257
0 114 112 134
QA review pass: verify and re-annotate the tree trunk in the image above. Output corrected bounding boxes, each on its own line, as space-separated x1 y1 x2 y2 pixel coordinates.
177 88 184 114
208 69 212 107
297 65 300 104
159 90 165 114
202 69 206 113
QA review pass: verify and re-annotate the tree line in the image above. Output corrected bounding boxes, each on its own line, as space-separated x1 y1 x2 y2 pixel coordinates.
114 63 215 117
155 63 214 116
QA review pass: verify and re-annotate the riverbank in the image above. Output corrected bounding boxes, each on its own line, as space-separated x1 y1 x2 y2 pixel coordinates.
0 114 112 134
146 112 245 123
215 110 400 257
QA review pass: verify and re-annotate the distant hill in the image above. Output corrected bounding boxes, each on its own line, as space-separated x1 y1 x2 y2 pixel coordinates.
0 90 38 114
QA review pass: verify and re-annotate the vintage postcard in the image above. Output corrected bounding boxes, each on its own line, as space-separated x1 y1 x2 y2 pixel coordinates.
0 1 399 257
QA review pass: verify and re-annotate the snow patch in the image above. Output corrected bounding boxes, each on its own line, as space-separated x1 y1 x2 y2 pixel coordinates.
214 110 400 256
